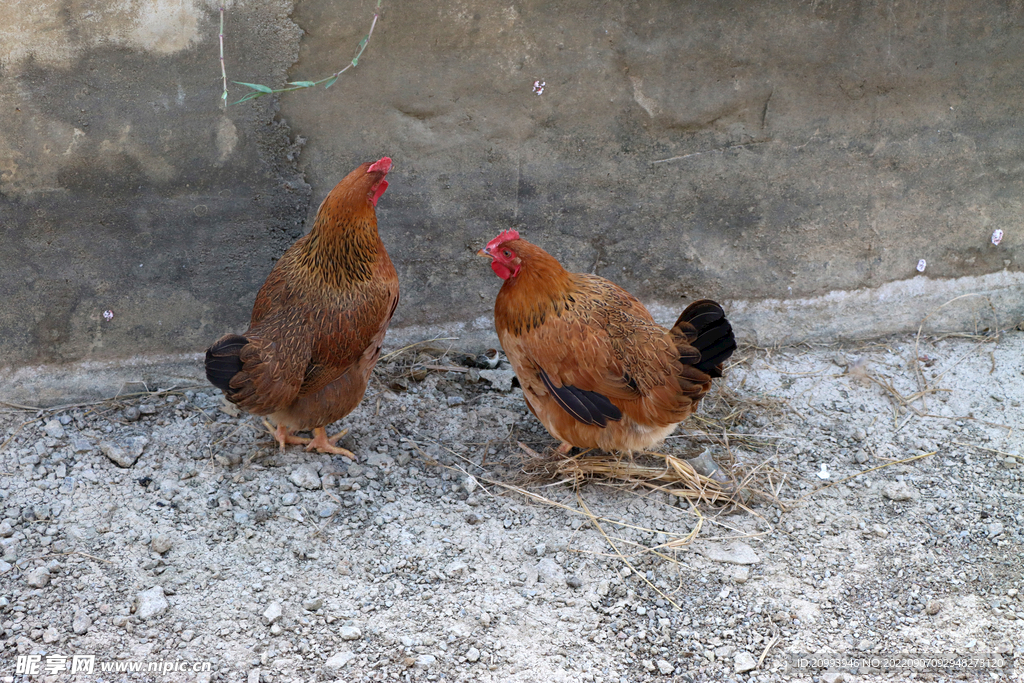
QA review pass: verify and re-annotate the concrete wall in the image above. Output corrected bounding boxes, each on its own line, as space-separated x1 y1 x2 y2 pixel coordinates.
2 0 1023 401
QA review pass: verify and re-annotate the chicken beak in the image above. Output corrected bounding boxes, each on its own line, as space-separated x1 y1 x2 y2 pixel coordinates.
477 247 493 259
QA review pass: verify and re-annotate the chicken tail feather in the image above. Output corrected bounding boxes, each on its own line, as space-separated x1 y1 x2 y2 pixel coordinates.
674 300 737 377
205 334 249 394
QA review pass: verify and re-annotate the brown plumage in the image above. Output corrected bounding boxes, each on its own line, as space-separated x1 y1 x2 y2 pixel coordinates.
205 157 399 458
479 230 736 454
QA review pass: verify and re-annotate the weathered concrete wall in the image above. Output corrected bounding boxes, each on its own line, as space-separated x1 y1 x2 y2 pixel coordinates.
2 0 1024 401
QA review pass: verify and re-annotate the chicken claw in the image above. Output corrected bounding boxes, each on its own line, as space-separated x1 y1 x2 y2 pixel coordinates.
303 427 357 459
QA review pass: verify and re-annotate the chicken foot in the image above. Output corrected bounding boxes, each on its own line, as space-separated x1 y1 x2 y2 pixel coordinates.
262 420 356 459
303 427 357 460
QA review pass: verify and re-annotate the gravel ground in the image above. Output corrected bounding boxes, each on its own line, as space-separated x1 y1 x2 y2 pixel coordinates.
0 332 1022 683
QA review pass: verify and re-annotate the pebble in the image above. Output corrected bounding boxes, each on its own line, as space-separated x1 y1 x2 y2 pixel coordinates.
882 481 918 502
0 520 12 537
0 561 12 575
987 522 1004 537
25 566 50 588
732 566 750 584
151 534 173 554
263 602 283 625
466 647 480 662
100 436 149 468
289 464 322 490
926 600 942 615
871 524 889 538
657 659 674 674
854 449 869 464
445 561 469 578
822 673 845 683
324 651 356 674
302 597 323 611
701 541 760 565
414 654 436 669
139 403 158 415
71 438 93 453
123 406 141 422
42 627 59 643
134 586 169 620
339 625 361 640
318 503 339 518
734 650 758 673
479 368 517 392
536 557 565 585
43 420 65 439
72 610 92 635
566 575 584 589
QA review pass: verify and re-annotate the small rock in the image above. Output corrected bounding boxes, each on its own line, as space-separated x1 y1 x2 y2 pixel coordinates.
0 520 13 537
701 541 760 565
466 647 480 663
732 566 750 584
71 438 93 453
42 627 59 643
262 602 283 625
281 492 299 506
269 623 283 636
854 449 869 464
537 557 565 585
446 395 465 407
25 567 50 588
926 600 942 615
871 524 889 538
247 669 260 683
642 660 656 672
151 534 173 555
566 575 584 589
734 650 758 673
123 406 141 422
464 512 483 525
134 586 169 620
139 403 158 415
43 420 65 439
302 597 323 611
289 464 322 490
324 651 356 674
389 377 409 392
444 561 469 578
987 522 1005 537
822 673 845 683
0 560 12 575
882 481 918 502
414 654 436 669
657 659 674 674
339 625 361 640
479 368 516 392
852 427 867 441
100 436 149 468
318 503 339 518
72 610 92 635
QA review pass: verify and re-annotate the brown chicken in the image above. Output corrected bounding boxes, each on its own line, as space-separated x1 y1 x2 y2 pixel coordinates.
205 157 399 459
479 230 735 454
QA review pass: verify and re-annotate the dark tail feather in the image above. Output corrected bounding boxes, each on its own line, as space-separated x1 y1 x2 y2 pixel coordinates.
205 334 248 393
674 300 737 377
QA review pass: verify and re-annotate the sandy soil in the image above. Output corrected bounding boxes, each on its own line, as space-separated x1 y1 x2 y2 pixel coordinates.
0 331 1021 682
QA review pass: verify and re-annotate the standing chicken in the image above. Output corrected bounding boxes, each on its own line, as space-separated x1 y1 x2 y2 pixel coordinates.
205 157 399 459
479 230 735 454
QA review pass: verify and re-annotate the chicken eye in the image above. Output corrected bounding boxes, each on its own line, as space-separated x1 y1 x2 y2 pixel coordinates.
502 249 512 258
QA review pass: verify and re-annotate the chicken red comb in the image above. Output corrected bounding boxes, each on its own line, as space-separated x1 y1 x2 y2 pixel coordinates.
368 157 392 174
486 229 521 252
